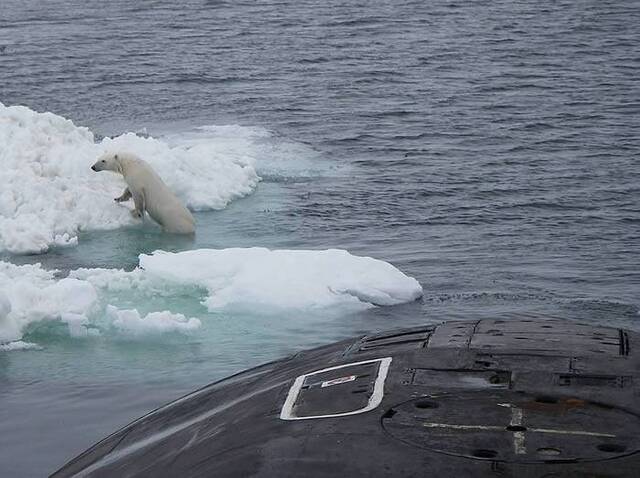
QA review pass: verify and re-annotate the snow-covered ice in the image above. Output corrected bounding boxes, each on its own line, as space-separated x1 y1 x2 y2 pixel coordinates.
0 248 422 348
0 103 265 253
0 260 201 346
139 248 424 311
0 261 98 343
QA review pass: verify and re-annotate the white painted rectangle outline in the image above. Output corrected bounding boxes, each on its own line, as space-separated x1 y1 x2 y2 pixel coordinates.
279 357 393 420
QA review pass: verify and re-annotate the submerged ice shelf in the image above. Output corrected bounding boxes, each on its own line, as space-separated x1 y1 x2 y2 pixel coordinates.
0 248 423 346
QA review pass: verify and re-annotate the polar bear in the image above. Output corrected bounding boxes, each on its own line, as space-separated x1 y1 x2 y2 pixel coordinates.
91 152 196 234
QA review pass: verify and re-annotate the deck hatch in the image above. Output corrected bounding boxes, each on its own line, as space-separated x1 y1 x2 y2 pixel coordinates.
411 369 512 389
347 326 433 354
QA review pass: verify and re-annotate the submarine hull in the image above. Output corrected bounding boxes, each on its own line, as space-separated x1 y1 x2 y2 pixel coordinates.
52 318 640 477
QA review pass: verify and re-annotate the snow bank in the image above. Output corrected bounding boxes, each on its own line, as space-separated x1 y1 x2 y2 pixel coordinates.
0 103 264 254
138 248 423 311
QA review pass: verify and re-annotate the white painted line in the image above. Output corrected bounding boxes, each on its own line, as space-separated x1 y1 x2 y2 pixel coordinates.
510 407 526 455
423 423 503 431
422 422 617 440
279 357 392 420
510 407 523 426
513 431 526 455
529 428 616 438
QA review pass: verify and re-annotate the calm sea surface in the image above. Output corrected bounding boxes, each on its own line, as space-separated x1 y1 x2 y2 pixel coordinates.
1 0 639 475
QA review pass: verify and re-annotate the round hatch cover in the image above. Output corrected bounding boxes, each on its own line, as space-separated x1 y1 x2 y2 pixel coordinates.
381 391 639 463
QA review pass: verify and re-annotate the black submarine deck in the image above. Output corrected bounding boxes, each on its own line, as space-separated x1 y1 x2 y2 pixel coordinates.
52 318 640 477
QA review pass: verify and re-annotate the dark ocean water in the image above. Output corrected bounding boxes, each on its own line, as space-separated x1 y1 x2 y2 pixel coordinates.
1 0 639 475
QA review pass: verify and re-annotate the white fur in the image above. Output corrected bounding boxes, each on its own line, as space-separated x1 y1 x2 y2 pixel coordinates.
92 152 195 234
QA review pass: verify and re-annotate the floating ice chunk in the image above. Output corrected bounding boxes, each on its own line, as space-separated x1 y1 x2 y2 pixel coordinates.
0 262 101 342
0 261 99 342
105 305 201 335
0 340 42 351
0 260 201 343
139 248 423 311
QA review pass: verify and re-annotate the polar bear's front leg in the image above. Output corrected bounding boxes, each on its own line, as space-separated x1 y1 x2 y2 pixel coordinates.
131 190 146 219
114 187 132 203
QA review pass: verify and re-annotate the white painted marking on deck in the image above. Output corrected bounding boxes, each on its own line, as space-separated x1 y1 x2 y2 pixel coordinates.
280 357 392 420
510 407 526 455
423 423 503 431
529 428 615 438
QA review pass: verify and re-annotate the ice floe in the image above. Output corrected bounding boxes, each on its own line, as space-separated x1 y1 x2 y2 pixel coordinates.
0 248 422 348
138 248 424 311
0 103 268 253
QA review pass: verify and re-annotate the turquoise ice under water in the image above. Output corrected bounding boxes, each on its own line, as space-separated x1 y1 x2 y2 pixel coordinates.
2 0 640 476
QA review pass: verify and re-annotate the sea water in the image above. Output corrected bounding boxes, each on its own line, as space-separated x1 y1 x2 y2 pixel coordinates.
1 0 639 475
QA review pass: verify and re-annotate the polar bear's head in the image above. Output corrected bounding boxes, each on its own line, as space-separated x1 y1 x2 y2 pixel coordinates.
91 153 123 174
